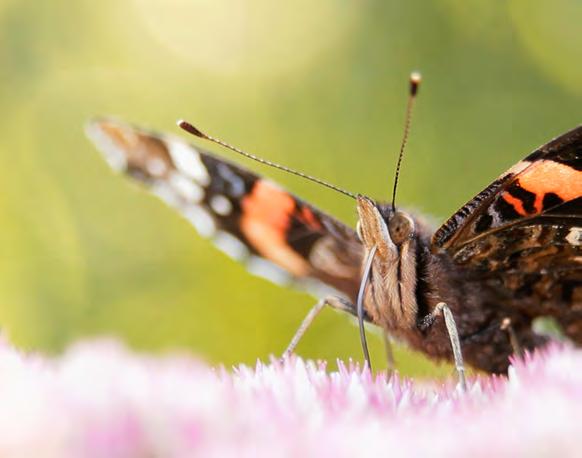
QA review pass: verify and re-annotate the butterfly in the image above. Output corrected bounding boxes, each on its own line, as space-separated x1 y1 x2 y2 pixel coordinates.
86 79 582 381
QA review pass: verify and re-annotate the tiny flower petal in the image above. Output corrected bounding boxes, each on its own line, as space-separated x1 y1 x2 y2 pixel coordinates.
0 340 579 456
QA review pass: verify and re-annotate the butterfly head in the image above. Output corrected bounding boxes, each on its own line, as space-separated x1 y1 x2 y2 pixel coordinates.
356 195 415 259
356 195 418 328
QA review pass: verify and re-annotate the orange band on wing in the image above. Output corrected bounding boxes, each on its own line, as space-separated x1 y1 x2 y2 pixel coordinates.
241 180 295 231
240 181 310 276
502 192 528 216
517 160 582 214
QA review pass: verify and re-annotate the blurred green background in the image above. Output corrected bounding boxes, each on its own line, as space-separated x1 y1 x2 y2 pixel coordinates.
0 0 580 377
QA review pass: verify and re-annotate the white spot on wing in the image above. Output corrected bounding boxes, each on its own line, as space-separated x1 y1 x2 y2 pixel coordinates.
167 140 210 185
489 208 502 227
170 173 204 202
213 231 249 260
217 164 246 197
183 205 216 237
152 182 180 207
246 256 290 286
146 157 167 176
210 195 232 216
566 227 582 246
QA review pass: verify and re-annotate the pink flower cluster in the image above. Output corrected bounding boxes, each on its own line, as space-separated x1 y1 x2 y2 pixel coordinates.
0 339 580 457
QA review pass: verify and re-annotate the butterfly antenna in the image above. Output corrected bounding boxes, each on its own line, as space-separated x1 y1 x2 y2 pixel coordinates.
178 120 357 200
391 72 421 212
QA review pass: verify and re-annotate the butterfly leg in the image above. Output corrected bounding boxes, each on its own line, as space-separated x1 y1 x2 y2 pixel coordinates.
383 332 395 376
500 317 523 358
282 296 354 360
419 302 467 391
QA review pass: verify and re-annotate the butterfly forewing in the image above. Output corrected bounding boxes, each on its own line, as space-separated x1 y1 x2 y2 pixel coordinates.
433 125 582 250
86 119 364 306
432 125 582 341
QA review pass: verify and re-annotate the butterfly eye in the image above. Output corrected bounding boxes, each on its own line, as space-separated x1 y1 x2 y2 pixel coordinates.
388 212 414 245
356 220 363 242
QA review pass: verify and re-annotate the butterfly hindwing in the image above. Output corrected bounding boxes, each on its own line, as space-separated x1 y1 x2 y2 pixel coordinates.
86 119 364 305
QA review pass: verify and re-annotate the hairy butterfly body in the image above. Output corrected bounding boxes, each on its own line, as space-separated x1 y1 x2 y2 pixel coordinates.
87 118 582 375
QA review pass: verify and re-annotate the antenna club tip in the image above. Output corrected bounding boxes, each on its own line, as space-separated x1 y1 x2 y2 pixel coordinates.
409 72 422 96
177 119 206 138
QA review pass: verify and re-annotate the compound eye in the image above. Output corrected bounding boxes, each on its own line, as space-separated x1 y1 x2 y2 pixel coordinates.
356 220 363 242
388 212 413 245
